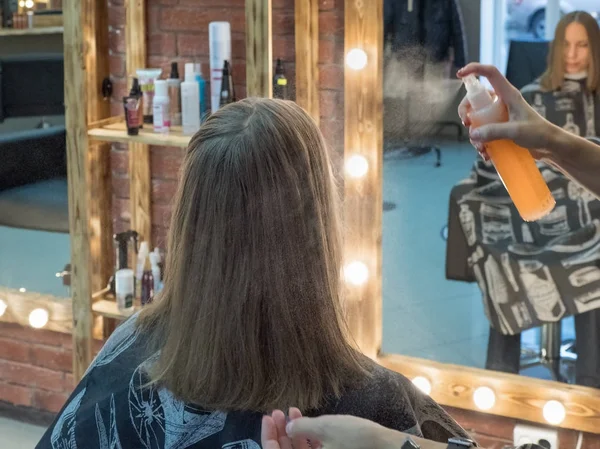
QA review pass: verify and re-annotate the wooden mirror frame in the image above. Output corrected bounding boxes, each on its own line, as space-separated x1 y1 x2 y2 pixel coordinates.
338 0 600 434
56 0 599 435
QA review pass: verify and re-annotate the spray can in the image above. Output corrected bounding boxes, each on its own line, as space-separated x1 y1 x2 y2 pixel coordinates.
209 21 232 113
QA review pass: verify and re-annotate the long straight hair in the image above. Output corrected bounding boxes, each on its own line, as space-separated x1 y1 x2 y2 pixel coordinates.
540 11 600 92
136 98 370 413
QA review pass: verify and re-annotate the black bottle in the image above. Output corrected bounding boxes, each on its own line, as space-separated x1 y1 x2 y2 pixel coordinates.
273 59 288 100
219 60 236 107
129 77 143 128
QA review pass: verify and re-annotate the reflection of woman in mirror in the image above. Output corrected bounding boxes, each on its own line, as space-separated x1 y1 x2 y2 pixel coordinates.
37 99 469 449
521 11 600 137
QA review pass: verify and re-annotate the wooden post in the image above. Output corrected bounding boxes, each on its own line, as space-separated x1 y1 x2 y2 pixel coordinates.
245 0 272 98
64 0 103 379
343 0 383 359
294 0 319 124
126 0 152 246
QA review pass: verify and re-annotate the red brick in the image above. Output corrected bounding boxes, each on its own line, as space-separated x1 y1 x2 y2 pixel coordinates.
112 174 130 200
148 56 172 76
152 204 173 229
319 39 343 65
273 11 294 36
177 33 208 57
319 0 339 10
109 0 124 6
63 373 75 393
148 5 161 30
272 0 294 8
152 179 179 204
0 381 31 407
319 90 342 118
319 10 344 40
231 60 246 92
30 345 72 373
151 146 185 180
111 147 129 173
230 33 246 62
149 33 177 57
155 0 179 4
109 54 126 78
160 8 246 33
111 77 128 103
0 337 30 363
108 4 125 28
110 102 123 117
0 360 65 392
179 0 244 5
152 226 169 250
109 28 126 54
113 219 130 235
113 197 132 223
0 323 69 348
319 64 343 90
33 389 69 414
272 35 295 61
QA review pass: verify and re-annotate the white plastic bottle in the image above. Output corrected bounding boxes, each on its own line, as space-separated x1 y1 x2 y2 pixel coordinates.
115 268 135 314
181 63 201 135
152 80 170 133
149 251 162 293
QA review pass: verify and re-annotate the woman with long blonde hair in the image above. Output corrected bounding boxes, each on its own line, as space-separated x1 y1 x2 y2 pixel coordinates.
37 98 468 449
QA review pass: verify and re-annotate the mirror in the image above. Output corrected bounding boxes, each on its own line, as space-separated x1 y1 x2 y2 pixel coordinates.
0 32 70 309
381 0 600 392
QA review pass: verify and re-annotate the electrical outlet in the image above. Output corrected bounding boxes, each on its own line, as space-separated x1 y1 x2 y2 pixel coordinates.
514 424 559 449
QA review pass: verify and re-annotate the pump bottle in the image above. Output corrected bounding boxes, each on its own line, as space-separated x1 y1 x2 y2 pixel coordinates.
463 75 555 221
181 63 201 135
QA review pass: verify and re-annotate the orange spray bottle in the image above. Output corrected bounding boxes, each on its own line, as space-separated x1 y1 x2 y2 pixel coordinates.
464 75 555 222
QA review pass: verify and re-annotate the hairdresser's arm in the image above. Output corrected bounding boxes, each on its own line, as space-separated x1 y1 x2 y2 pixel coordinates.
457 63 600 199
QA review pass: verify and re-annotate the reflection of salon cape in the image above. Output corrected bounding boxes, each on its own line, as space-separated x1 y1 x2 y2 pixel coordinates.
451 138 600 335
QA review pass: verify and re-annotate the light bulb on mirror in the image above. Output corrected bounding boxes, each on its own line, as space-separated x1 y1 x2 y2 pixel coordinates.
0 299 7 318
19 1 26 7
29 308 49 329
473 386 496 411
24 0 34 8
543 400 566 425
19 287 27 293
344 261 369 286
346 48 367 70
412 376 432 395
346 155 369 178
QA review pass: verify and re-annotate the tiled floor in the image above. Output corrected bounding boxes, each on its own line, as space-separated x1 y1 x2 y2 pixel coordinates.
0 417 46 448
381 141 575 373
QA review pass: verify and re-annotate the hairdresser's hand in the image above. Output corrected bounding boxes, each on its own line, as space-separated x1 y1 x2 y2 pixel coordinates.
286 414 446 449
262 408 312 449
457 63 557 161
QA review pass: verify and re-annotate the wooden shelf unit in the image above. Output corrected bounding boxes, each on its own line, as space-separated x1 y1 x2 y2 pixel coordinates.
92 297 137 321
0 26 63 36
88 121 191 148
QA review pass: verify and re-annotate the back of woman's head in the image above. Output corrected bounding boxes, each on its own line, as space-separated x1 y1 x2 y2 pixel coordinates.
541 11 600 91
138 98 369 412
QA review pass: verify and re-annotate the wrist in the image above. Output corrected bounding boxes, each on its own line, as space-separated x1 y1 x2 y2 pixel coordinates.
545 123 569 163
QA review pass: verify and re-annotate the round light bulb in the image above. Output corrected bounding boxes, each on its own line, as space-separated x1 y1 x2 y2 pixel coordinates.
346 48 367 70
24 0 34 8
29 308 49 329
19 0 25 7
19 287 27 293
344 261 369 286
543 400 566 425
346 155 369 178
473 386 496 411
412 376 432 395
0 299 7 318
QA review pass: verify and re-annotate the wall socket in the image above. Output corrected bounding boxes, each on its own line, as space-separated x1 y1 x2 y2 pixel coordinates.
514 424 559 449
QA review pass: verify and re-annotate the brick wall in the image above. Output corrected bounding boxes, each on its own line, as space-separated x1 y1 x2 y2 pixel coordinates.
109 0 345 248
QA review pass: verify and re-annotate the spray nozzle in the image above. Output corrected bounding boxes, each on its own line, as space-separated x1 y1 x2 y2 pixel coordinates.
463 75 493 110
463 75 482 94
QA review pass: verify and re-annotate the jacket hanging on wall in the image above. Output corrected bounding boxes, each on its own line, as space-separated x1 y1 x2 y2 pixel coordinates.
384 0 468 76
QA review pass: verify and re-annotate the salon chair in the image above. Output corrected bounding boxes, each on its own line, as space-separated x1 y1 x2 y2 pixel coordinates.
0 53 68 233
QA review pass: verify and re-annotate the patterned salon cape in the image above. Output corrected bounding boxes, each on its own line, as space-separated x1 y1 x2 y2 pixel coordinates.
35 314 470 449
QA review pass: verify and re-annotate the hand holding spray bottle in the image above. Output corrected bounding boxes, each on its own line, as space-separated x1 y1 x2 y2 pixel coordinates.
463 75 555 222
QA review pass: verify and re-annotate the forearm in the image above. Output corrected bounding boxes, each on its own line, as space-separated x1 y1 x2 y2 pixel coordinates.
541 126 600 199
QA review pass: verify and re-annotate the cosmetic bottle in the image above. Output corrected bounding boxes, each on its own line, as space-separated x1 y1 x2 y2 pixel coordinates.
149 251 162 294
129 77 144 128
463 75 555 221
194 63 208 121
115 269 135 314
181 63 201 135
219 60 235 107
153 80 170 133
136 68 162 124
135 242 150 305
209 21 232 113
273 59 288 100
123 95 140 136
141 255 154 306
168 62 182 126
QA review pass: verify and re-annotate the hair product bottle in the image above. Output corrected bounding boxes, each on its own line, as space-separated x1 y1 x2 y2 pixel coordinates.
273 58 288 100
167 62 182 126
181 63 201 135
219 60 235 107
463 75 555 221
209 21 232 113
141 255 154 306
115 269 135 313
129 77 144 128
152 80 170 133
194 63 207 120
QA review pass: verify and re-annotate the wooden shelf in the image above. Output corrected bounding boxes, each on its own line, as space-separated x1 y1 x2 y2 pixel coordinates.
88 121 192 148
0 26 64 37
92 298 137 321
